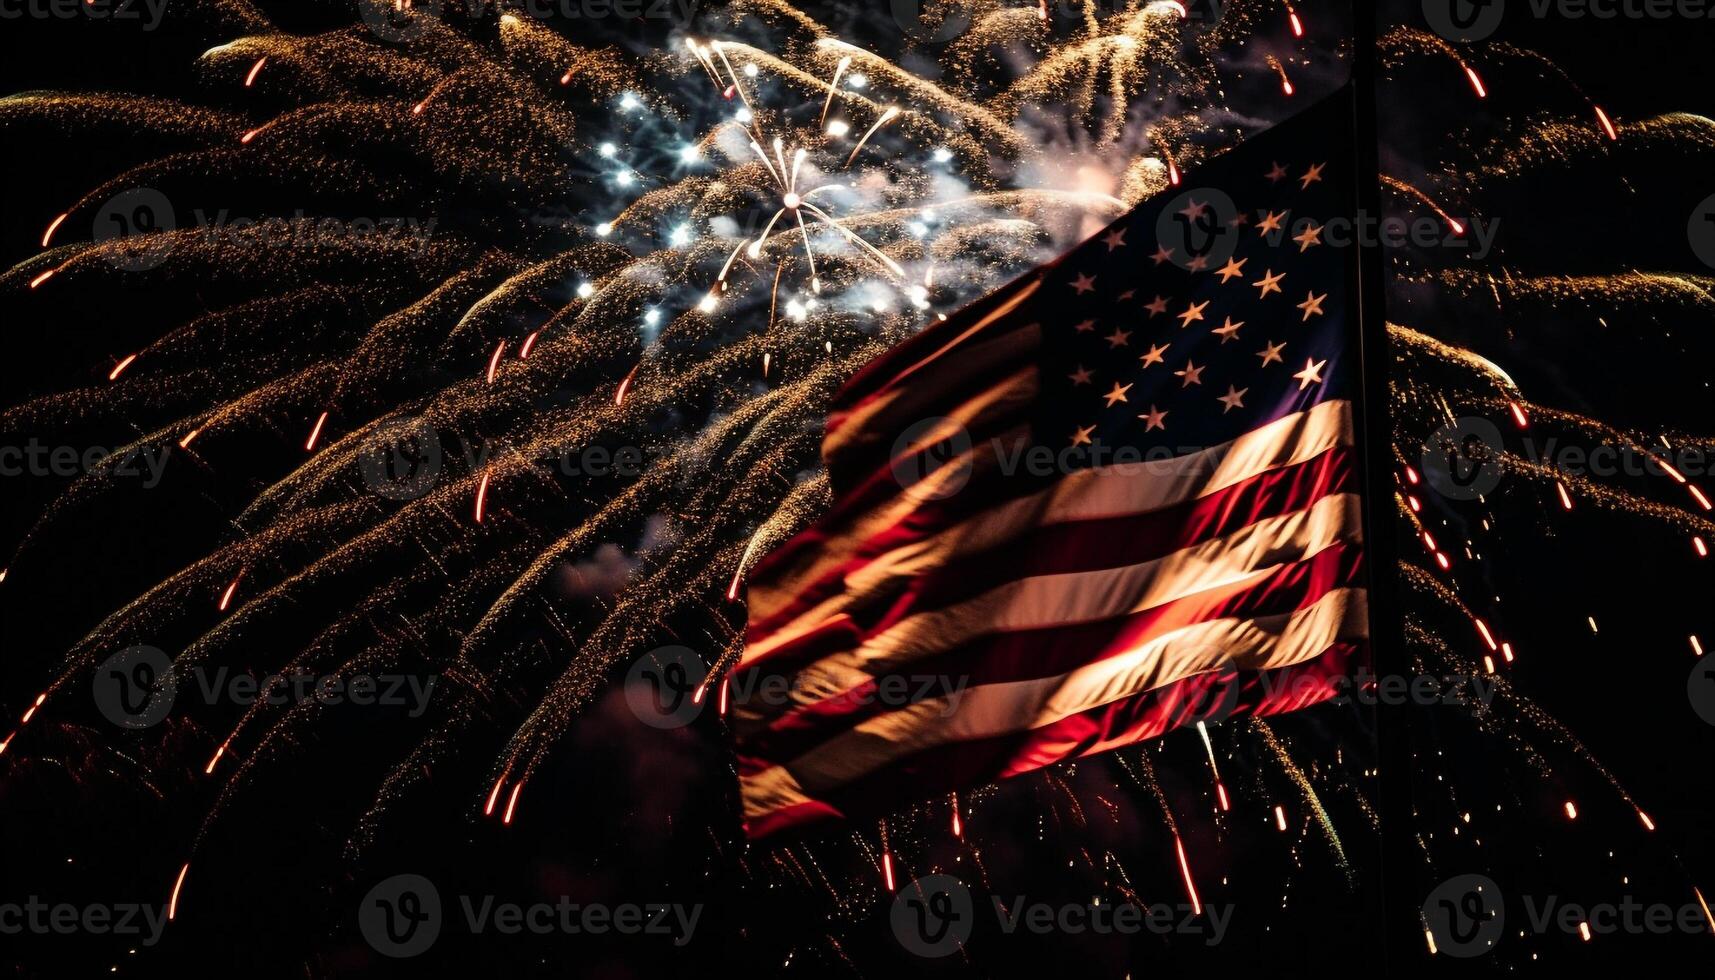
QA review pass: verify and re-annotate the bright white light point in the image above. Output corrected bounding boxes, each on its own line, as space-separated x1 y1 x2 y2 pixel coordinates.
679 144 701 163
598 143 617 158
786 299 807 322
643 309 662 326
615 172 633 187
906 285 930 308
734 107 753 123
909 222 928 237
577 283 595 298
743 63 758 77
619 92 642 109
871 298 891 313
783 192 801 209
932 147 954 163
848 73 867 89
669 225 691 246
698 293 718 313
826 119 850 137
595 222 613 237
921 210 936 221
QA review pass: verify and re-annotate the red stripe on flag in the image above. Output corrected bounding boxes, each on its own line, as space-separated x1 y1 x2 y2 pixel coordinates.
741 642 1363 839
736 542 1363 761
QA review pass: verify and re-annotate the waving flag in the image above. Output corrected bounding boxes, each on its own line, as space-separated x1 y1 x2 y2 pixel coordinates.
732 91 1375 839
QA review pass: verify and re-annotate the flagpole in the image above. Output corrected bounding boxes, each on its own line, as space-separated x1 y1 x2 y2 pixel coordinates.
1346 1 1419 972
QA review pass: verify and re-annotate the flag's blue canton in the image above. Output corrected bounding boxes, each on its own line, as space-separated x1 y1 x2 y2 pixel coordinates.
1024 100 1357 462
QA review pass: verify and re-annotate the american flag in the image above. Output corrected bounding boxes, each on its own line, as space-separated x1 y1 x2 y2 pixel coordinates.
732 92 1373 839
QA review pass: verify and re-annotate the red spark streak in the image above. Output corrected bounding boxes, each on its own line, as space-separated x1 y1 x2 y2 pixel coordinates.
109 353 138 381
474 470 492 523
19 693 44 725
1564 801 1578 819
517 330 540 360
1594 105 1618 141
615 363 639 405
244 57 267 88
1215 782 1229 811
1637 809 1656 831
882 851 895 891
1508 401 1529 428
41 212 68 248
218 572 243 611
1274 805 1288 831
1473 618 1498 651
205 741 228 774
502 782 522 824
1173 835 1202 915
1556 481 1573 510
304 410 329 452
485 774 508 816
28 268 57 288
1463 65 1487 99
485 340 506 383
167 863 189 920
